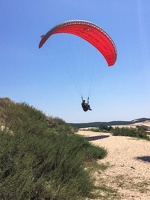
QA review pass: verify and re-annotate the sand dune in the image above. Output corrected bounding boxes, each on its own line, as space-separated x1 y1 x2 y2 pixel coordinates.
77 130 150 200
113 120 150 130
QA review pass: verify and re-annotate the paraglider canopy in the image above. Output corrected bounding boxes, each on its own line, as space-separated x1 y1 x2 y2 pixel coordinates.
39 20 117 66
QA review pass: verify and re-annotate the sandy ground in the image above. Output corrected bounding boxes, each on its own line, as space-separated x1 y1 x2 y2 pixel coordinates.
113 120 150 130
77 130 150 200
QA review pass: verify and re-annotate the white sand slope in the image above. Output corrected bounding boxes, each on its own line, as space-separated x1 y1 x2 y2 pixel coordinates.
77 130 150 200
113 120 150 130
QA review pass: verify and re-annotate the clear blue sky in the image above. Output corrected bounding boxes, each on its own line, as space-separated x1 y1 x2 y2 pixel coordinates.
0 0 150 123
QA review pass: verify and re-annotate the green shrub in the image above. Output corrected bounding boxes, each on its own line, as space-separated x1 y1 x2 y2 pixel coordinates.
67 134 107 162
89 125 113 133
0 98 107 200
0 131 93 199
112 127 149 140
99 124 113 132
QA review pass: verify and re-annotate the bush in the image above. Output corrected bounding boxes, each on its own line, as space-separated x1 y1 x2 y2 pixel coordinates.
99 124 113 132
0 131 94 199
88 125 113 133
0 98 107 200
112 127 149 140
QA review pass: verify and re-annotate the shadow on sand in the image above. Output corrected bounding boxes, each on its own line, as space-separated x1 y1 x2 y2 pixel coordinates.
136 156 150 163
87 135 110 141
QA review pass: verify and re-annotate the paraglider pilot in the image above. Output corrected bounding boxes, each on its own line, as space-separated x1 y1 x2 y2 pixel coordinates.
81 97 92 112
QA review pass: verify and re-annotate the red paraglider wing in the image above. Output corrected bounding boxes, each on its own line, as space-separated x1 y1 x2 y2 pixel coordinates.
39 20 117 66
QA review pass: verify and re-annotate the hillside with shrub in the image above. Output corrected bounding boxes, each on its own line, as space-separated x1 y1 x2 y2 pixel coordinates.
0 98 107 200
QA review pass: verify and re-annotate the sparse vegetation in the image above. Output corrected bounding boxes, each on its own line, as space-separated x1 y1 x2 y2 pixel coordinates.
99 124 113 132
88 125 113 133
112 127 150 140
86 121 150 141
0 98 107 200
